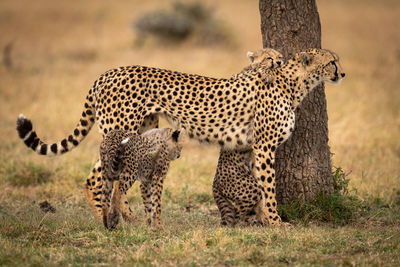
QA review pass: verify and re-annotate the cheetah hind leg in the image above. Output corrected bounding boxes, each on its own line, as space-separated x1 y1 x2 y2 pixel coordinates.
233 200 260 227
243 210 260 226
84 160 104 222
120 193 135 222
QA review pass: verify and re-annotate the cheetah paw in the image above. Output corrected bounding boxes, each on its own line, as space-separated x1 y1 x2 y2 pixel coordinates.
106 211 120 230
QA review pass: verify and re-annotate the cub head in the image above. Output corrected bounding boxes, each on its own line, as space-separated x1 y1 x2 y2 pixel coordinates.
165 129 182 161
296 48 345 84
247 48 284 69
142 128 183 161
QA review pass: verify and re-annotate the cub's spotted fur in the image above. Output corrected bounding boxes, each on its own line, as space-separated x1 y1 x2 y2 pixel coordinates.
100 128 181 230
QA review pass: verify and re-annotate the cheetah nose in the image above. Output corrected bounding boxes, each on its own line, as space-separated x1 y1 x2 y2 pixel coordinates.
277 61 282 66
341 73 346 78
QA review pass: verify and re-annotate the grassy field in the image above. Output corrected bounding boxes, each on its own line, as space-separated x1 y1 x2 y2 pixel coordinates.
0 0 399 265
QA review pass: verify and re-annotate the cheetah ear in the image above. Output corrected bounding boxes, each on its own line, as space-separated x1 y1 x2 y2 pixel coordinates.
299 52 313 66
121 137 129 145
172 130 180 142
247 51 255 63
117 137 129 157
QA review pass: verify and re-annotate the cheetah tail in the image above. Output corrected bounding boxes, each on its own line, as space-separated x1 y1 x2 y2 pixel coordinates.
16 102 95 156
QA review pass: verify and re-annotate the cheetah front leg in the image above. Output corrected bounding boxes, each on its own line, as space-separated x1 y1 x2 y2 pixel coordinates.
140 183 152 225
252 146 282 226
106 181 124 230
120 193 135 222
100 176 115 229
137 114 160 224
84 159 135 223
212 185 237 227
149 171 167 228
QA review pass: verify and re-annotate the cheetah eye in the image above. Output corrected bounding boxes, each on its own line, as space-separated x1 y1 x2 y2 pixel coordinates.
267 57 273 60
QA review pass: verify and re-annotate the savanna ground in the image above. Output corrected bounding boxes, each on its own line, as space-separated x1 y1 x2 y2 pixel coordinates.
0 0 399 265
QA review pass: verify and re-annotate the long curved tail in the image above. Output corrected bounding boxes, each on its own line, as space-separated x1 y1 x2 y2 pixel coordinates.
16 91 96 156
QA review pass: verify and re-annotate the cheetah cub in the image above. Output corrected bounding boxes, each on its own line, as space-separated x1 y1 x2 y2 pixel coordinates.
100 128 182 230
231 48 284 83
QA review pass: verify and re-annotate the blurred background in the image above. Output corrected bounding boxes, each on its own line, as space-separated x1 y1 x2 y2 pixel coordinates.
0 0 399 205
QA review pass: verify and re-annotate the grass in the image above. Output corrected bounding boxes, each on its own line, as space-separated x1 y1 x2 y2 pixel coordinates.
0 160 52 187
0 0 399 265
0 200 399 266
278 193 362 225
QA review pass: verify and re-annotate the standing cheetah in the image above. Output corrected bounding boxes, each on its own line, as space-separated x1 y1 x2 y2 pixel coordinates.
211 48 283 226
213 49 345 226
16 48 344 226
100 128 182 230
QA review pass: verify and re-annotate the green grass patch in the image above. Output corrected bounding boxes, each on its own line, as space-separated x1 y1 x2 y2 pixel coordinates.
279 166 361 225
1 160 52 187
0 194 399 266
279 166 400 226
279 192 361 225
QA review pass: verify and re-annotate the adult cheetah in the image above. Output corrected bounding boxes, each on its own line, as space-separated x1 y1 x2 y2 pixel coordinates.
213 49 345 226
15 48 283 222
16 48 344 226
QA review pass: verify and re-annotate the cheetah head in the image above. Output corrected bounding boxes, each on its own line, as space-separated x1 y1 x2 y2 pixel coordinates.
165 129 182 161
296 48 345 84
247 48 284 69
142 128 183 161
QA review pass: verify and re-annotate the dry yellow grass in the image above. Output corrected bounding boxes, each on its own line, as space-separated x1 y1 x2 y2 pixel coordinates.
320 0 400 200
0 0 399 265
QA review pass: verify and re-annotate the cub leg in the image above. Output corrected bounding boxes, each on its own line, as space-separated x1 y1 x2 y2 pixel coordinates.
100 174 114 229
107 181 123 230
133 113 160 224
120 193 135 222
212 184 237 226
149 171 167 227
140 183 152 225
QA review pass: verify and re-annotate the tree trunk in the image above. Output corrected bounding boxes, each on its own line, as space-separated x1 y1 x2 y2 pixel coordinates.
259 0 333 204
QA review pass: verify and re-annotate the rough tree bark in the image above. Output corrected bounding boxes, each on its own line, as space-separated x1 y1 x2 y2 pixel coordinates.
259 0 334 204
